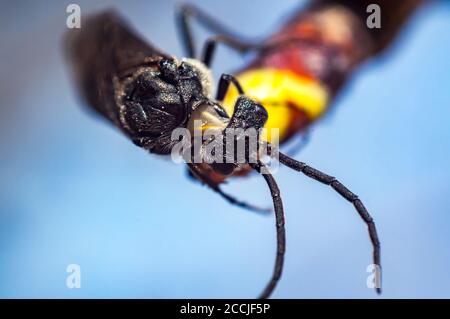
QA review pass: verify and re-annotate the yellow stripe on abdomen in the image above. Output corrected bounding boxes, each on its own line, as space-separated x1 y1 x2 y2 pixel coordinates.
223 68 329 141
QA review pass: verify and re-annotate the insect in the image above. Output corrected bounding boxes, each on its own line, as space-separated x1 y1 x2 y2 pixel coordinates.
64 2 390 297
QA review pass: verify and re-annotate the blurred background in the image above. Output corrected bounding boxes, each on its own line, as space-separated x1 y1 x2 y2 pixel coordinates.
0 0 449 298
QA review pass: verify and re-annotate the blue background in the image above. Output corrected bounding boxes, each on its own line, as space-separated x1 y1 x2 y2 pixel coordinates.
0 0 449 298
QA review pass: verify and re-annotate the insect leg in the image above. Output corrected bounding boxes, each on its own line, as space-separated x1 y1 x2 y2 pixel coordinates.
176 3 256 59
216 73 245 101
203 35 326 68
176 4 314 68
186 164 271 215
201 35 259 67
177 4 197 58
278 151 382 294
251 162 286 299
